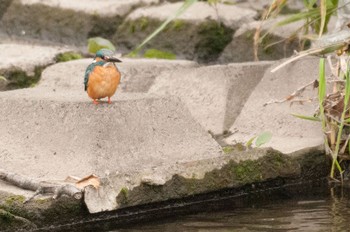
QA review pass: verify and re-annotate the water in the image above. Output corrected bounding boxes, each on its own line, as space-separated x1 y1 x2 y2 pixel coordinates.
114 187 350 232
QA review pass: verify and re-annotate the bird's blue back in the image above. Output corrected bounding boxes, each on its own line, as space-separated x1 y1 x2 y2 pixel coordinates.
84 60 106 91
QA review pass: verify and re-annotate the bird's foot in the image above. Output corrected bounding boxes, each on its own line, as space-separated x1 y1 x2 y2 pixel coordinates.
108 97 112 104
93 99 99 105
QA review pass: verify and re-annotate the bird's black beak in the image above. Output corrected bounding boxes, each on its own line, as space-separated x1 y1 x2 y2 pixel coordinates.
105 57 122 63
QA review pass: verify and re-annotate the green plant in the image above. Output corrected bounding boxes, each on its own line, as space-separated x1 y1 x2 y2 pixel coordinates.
255 0 340 60
131 0 198 55
246 131 273 148
55 52 82 62
143 49 176 59
290 55 350 181
88 37 116 54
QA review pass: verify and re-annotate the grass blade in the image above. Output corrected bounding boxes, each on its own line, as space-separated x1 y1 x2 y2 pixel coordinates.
319 58 326 106
134 0 197 52
291 113 321 121
319 0 327 37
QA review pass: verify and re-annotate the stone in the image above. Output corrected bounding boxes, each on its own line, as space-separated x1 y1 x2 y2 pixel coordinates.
38 58 198 93
149 61 273 134
20 0 159 17
1 0 159 45
219 15 304 63
225 57 326 153
0 92 222 180
0 43 67 74
127 2 257 29
0 43 68 90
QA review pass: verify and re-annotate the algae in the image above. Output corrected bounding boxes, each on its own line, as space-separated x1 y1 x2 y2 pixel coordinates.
1 66 44 90
118 187 130 205
55 51 82 62
143 49 176 60
233 160 262 183
195 21 233 62
116 148 322 208
115 18 233 63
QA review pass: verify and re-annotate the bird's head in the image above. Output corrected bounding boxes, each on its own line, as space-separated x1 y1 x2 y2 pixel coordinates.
94 49 122 63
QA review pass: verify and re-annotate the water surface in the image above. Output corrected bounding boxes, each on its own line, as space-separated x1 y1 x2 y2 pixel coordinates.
115 187 350 232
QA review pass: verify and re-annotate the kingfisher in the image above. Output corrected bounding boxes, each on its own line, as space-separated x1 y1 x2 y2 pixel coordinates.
84 49 122 105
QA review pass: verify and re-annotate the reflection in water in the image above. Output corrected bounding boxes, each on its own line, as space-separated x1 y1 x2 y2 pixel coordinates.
115 186 350 232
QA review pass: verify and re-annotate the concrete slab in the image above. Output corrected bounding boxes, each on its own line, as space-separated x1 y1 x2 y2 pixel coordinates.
38 58 197 93
0 43 69 90
0 43 68 75
225 57 326 153
234 0 304 12
219 16 304 63
0 91 222 181
1 0 159 46
127 2 257 29
19 0 159 17
149 61 273 134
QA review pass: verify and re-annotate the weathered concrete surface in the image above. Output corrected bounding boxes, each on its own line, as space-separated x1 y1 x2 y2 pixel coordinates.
127 2 257 29
1 0 158 46
0 92 222 180
116 2 256 62
0 43 67 73
84 145 328 213
219 16 304 63
235 0 304 12
38 58 198 93
0 43 68 90
149 61 273 134
225 57 326 153
0 145 329 228
0 44 330 228
20 0 159 16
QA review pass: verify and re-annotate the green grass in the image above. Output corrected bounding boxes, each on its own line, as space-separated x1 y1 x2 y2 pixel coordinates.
143 49 176 60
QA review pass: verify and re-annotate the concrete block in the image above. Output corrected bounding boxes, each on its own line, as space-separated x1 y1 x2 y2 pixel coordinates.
0 92 222 181
149 61 273 134
225 57 327 153
127 2 257 29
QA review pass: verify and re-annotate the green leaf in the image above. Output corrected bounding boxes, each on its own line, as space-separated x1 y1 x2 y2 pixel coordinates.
291 113 321 121
255 131 273 147
133 0 197 53
318 58 326 103
319 58 326 130
319 0 327 36
88 37 116 54
344 65 350 106
245 136 257 148
0 75 8 82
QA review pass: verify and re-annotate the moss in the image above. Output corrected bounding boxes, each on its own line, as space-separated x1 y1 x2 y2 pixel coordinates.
55 51 82 62
88 15 121 39
5 195 25 205
172 19 185 30
0 209 15 224
143 49 176 60
118 187 129 205
195 20 234 62
139 17 149 31
2 66 45 90
0 0 12 19
0 195 37 223
233 160 262 183
223 146 234 154
34 198 50 204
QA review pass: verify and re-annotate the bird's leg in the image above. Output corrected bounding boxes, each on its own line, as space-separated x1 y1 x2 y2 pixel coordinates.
108 97 112 104
93 99 99 105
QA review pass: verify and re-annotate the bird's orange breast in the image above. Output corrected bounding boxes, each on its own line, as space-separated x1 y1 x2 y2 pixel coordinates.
87 64 121 100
